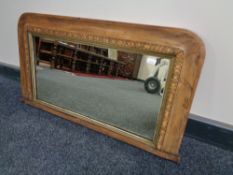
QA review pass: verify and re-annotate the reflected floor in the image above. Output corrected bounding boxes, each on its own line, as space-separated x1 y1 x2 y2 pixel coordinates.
36 68 162 139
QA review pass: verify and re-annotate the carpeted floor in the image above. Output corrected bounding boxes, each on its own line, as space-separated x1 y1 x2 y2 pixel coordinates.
0 74 233 175
36 68 162 139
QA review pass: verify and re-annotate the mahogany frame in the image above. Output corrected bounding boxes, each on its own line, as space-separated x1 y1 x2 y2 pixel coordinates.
18 13 205 162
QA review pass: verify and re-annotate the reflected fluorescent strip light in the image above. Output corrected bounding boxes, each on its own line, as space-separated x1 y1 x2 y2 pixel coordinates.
58 41 75 48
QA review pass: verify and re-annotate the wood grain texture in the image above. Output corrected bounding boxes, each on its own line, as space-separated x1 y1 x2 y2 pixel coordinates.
18 13 205 162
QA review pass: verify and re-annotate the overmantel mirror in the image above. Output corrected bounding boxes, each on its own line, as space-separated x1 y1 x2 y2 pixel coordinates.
18 13 205 162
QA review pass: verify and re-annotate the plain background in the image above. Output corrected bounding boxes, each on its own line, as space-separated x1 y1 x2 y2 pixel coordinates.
0 0 232 126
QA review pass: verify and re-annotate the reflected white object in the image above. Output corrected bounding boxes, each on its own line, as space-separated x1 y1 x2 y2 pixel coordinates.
156 59 169 96
108 48 118 60
146 57 157 65
156 59 169 82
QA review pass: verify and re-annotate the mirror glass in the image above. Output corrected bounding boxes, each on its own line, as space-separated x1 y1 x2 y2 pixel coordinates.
29 35 171 140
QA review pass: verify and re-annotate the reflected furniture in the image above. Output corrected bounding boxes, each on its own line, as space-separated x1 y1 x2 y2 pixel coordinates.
36 38 125 77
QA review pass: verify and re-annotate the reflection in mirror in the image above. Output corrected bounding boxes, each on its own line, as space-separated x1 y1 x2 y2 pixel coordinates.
30 36 170 140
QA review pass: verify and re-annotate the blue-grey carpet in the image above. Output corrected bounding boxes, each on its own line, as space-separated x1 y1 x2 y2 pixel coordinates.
0 74 233 175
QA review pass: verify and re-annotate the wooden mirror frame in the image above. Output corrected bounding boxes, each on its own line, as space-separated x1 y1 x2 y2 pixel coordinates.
18 13 205 162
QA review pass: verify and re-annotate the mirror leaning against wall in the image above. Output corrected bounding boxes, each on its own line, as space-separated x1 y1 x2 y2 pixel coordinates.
29 35 171 140
19 13 206 162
